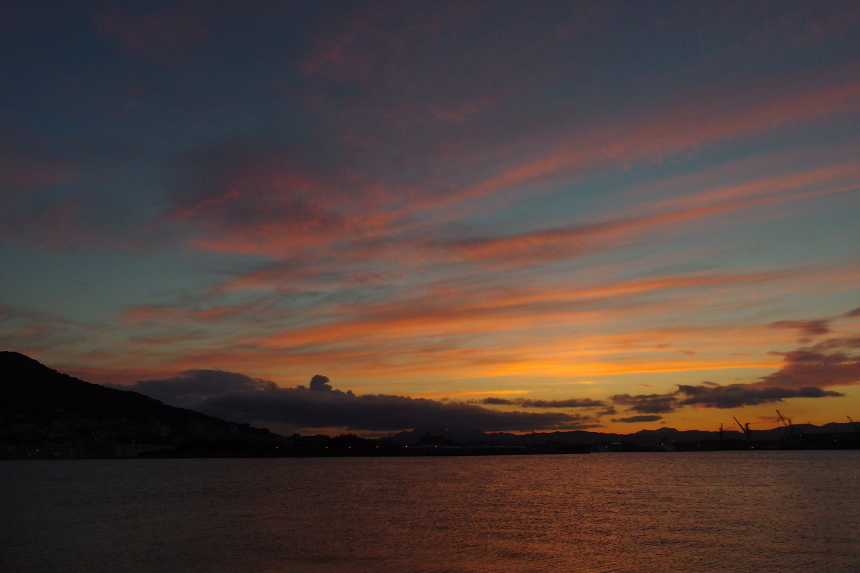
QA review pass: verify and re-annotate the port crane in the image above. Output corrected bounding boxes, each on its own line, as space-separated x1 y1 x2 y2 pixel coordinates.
776 410 792 428
733 417 752 446
776 410 799 442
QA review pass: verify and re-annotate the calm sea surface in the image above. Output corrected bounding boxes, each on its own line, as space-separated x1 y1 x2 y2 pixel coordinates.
2 452 859 573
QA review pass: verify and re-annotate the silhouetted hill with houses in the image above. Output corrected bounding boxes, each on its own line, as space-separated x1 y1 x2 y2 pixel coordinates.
0 351 279 458
0 351 246 427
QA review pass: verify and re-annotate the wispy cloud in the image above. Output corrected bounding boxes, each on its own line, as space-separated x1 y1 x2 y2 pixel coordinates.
610 393 679 414
475 397 606 408
611 415 663 424
770 319 832 337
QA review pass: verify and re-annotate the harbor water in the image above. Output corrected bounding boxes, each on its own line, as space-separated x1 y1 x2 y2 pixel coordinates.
2 451 859 572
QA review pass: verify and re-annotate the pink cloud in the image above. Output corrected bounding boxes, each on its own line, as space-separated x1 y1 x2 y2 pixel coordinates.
770 319 831 337
446 79 860 210
758 349 860 389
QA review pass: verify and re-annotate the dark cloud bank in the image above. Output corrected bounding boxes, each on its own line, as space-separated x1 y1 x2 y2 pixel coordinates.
111 371 597 432
611 384 843 415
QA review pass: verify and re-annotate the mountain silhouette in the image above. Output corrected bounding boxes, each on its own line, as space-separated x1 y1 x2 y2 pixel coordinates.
0 351 251 429
0 352 283 458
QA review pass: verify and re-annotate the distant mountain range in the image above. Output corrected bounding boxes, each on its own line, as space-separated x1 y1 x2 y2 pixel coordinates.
2 351 858 457
393 421 859 447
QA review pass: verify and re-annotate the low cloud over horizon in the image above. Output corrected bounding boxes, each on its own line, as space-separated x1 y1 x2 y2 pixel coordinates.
108 371 600 433
612 415 664 424
473 397 606 408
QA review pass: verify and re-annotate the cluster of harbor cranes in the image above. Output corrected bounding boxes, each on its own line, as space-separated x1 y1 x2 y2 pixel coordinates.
723 412 859 444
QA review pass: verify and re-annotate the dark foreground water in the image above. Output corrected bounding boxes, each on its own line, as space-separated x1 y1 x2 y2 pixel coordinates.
2 451 859 573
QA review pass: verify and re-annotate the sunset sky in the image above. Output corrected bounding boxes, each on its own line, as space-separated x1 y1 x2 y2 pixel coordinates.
2 1 859 435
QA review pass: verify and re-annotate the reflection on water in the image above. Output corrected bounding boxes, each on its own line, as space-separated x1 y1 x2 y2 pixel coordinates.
2 452 859 573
